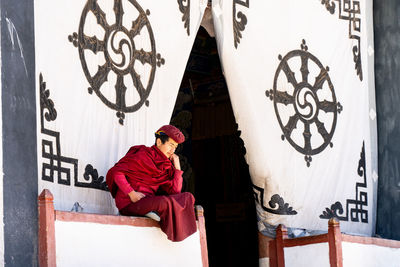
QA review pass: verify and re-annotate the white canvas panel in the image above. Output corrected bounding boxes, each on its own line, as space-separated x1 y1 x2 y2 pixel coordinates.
213 0 377 235
35 0 207 213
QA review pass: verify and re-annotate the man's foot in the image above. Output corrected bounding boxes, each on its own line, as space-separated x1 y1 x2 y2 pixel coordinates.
145 211 160 221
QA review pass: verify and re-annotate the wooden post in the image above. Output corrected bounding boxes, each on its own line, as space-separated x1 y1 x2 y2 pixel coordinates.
196 205 209 267
38 189 56 267
268 238 278 267
258 231 270 257
276 224 288 267
328 218 343 267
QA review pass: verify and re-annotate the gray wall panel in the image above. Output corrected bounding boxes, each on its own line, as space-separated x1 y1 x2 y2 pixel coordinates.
1 0 38 265
374 0 400 240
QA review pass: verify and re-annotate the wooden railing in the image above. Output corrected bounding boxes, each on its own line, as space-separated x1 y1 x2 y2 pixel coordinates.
268 219 400 267
38 189 208 267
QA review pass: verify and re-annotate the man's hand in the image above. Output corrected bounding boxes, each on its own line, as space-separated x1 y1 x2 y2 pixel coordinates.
128 190 146 203
170 154 181 170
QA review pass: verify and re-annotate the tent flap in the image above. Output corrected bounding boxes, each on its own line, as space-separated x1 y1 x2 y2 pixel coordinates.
212 0 377 236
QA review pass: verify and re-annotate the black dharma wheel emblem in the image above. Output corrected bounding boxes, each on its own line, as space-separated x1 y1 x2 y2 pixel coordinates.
69 0 165 125
266 40 343 167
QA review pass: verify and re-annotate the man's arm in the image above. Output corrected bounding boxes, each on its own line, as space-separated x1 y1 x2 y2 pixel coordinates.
114 172 145 203
170 154 181 170
127 190 146 203
160 154 183 195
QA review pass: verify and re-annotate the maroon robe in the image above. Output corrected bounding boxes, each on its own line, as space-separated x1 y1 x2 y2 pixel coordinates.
106 145 197 242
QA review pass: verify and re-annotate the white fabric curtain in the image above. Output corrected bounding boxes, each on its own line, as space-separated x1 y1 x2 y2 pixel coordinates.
35 0 207 213
212 0 377 236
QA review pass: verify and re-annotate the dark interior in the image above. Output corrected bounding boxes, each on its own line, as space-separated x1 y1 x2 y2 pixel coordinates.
171 27 259 267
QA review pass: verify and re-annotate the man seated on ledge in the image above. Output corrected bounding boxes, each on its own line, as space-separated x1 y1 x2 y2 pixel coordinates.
106 125 197 242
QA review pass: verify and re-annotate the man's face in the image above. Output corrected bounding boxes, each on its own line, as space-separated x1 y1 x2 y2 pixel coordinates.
156 137 178 159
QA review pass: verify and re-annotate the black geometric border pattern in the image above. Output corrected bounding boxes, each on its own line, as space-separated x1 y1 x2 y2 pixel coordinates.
40 73 107 191
40 73 78 186
321 0 363 81
79 164 108 191
252 184 297 215
177 0 191 35
319 141 368 223
233 0 249 49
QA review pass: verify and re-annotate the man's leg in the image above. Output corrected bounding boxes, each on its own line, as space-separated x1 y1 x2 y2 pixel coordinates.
119 192 196 241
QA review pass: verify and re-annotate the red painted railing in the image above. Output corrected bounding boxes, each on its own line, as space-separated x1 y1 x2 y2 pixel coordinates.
268 219 400 267
38 189 209 267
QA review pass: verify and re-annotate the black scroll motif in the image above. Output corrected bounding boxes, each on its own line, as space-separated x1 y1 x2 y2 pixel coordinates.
266 40 343 167
233 0 249 49
69 0 165 125
78 164 108 191
321 0 363 81
252 184 297 215
319 141 368 223
177 0 190 35
40 73 78 185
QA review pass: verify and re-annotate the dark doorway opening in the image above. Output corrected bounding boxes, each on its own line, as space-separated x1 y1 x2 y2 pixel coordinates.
171 27 259 267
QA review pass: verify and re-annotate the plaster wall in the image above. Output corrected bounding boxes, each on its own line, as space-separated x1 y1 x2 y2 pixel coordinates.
55 220 203 267
284 243 330 267
342 242 400 267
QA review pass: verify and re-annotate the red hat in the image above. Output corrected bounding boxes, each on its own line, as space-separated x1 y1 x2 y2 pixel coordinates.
155 125 185 144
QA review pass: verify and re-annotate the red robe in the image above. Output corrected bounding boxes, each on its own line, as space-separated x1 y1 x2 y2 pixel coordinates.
106 145 197 242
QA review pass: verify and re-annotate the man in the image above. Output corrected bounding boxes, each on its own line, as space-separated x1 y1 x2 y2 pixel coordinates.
106 125 197 242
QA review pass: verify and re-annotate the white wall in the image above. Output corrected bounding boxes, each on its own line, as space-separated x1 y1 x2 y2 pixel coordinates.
342 242 400 267
282 241 400 267
55 220 202 267
284 243 330 267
